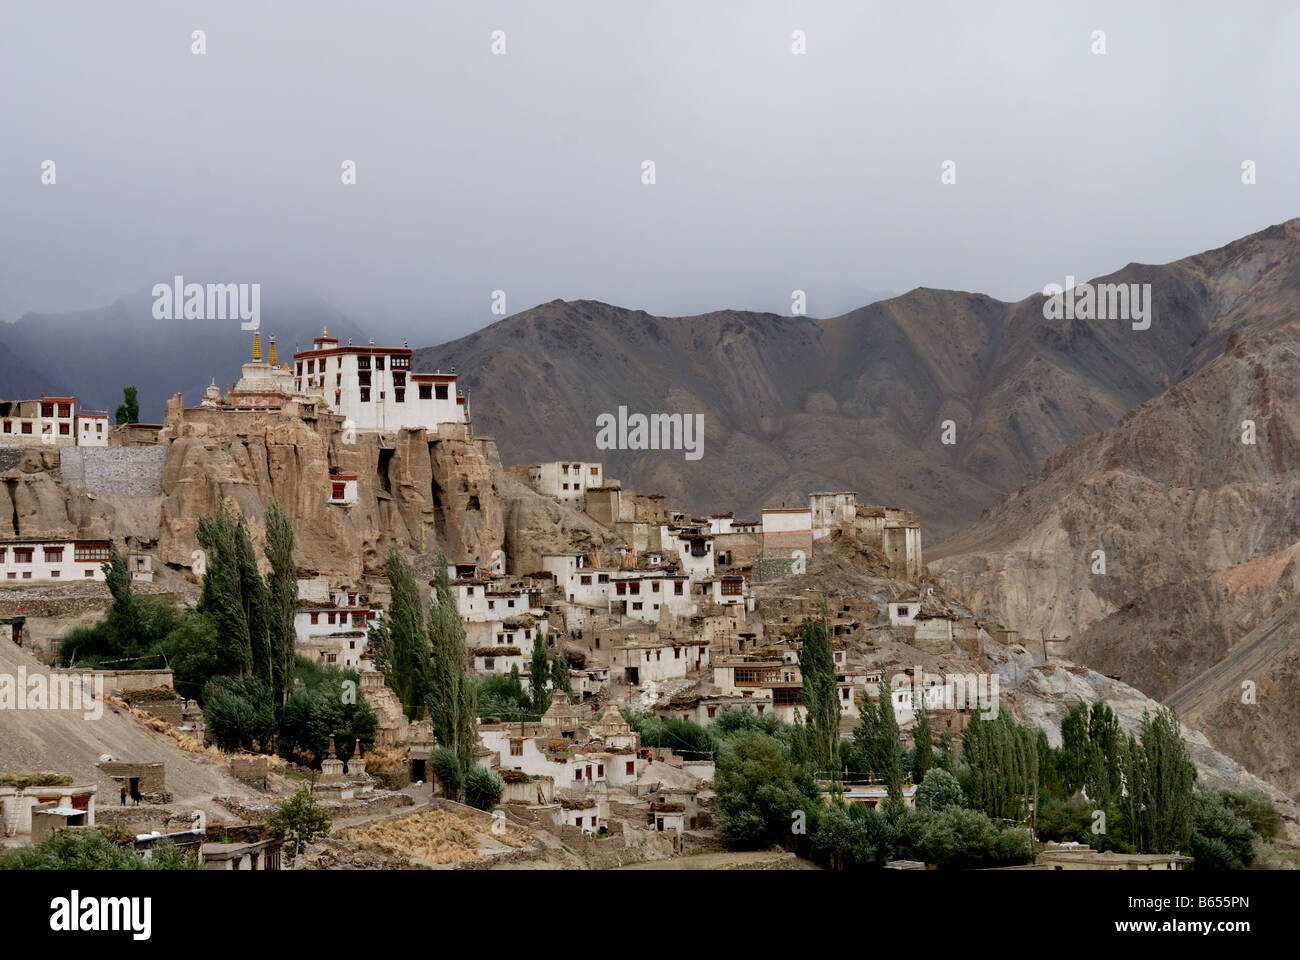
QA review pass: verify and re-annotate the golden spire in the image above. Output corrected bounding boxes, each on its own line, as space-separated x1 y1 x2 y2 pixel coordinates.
268 333 277 367
252 332 262 361
322 326 328 337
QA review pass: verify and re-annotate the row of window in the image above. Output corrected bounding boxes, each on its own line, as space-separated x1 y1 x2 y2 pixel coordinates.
306 611 370 626
0 544 109 562
613 580 686 596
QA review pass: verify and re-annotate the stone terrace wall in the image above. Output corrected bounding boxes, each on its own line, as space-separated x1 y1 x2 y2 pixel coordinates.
59 446 169 496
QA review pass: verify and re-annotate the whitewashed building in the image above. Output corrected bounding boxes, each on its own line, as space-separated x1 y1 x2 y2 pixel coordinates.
0 539 110 582
526 461 604 504
293 330 466 434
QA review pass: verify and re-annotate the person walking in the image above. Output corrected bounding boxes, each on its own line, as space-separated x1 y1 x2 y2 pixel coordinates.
120 785 127 806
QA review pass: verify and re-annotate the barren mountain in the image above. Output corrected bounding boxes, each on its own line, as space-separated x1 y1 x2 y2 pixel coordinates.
416 249 1232 538
932 218 1300 795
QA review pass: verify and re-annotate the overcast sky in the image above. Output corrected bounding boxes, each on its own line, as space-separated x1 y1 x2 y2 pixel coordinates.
2 0 1297 342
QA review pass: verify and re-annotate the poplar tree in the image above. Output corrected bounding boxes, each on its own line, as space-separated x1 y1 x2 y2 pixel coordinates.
102 542 137 650
798 600 839 774
377 548 430 718
1127 707 1196 853
427 553 475 774
550 648 572 702
912 692 933 783
529 635 552 715
262 499 298 710
196 501 253 675
236 515 270 694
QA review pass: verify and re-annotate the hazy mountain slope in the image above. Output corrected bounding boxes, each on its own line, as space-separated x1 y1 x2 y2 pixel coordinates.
932 218 1300 792
416 236 1236 538
0 292 362 421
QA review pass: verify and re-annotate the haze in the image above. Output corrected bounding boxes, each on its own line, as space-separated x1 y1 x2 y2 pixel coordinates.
2 0 1297 342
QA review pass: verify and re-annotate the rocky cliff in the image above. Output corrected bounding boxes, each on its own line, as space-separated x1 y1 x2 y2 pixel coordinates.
932 218 1300 795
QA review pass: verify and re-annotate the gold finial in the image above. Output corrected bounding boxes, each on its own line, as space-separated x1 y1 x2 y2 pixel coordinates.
268 333 277 367
252 332 262 361
322 326 328 337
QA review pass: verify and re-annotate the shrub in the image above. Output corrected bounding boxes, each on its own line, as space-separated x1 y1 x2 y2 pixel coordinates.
268 786 332 865
463 766 505 811
431 747 463 797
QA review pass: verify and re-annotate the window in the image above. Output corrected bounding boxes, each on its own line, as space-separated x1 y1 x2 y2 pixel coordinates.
674 581 684 595
22 571 31 579
674 648 681 659
296 362 303 375
394 389 404 403
721 579 742 596
307 360 315 374
74 543 110 561
328 612 337 624
332 482 346 500
632 602 642 611
310 612 319 624
418 384 432 400
615 583 626 596
597 764 604 777
13 548 33 564
59 423 70 435
510 740 523 756
580 575 592 585
590 467 598 476
707 706 717 718
21 422 32 434
2 421 9 433
44 546 64 562
84 569 95 578
42 403 54 417
375 356 385 370
393 356 409 369
574 769 583 781
652 581 660 593
59 403 71 417
50 570 60 578
393 371 405 387
484 657 494 670
358 372 371 387
357 356 370 370
435 384 448 400
598 574 609 584
360 388 370 402
351 613 365 626
487 600 495 610
626 761 635 774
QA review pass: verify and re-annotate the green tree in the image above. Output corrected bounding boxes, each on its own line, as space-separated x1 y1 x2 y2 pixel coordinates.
262 499 298 710
101 542 137 650
427 553 476 776
798 600 839 774
529 634 552 715
268 786 332 865
374 548 431 718
850 675 903 800
918 766 964 810
912 692 933 783
196 501 253 675
550 648 572 702
431 746 463 798
201 674 276 751
114 385 140 425
714 729 820 849
1124 707 1196 854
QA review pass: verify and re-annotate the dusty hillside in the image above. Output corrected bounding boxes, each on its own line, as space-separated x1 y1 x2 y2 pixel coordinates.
0 636 252 814
412 220 1270 537
763 538 1300 828
932 219 1300 794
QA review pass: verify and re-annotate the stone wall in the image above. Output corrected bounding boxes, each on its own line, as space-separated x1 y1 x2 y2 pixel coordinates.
59 446 169 496
0 449 20 473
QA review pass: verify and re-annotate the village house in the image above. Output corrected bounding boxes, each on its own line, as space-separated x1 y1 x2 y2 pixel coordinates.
526 461 604 504
0 396 109 448
294 590 381 668
0 538 111 583
610 637 710 686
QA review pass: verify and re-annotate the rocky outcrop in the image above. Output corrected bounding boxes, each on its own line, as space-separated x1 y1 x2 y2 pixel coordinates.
932 219 1300 795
